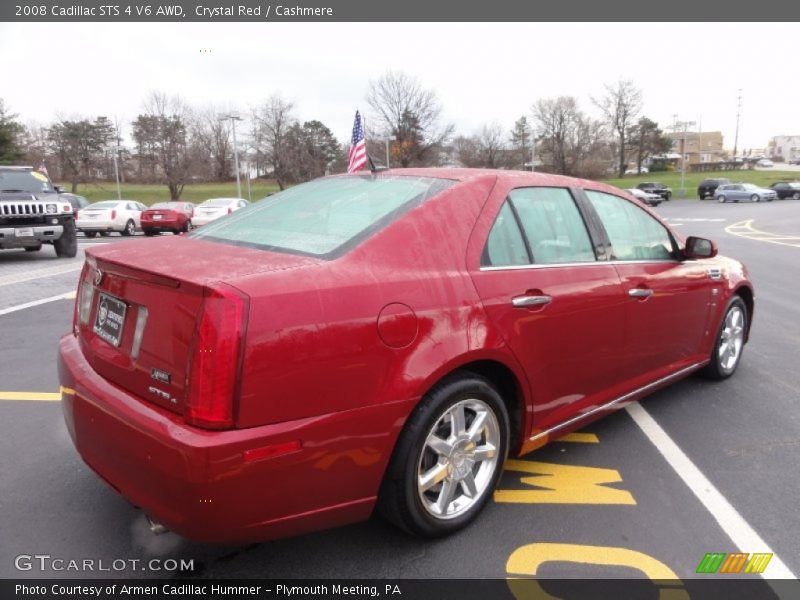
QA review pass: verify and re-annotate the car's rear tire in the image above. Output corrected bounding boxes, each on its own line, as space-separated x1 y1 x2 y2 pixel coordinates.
702 296 747 381
121 220 136 237
717 195 726 203
143 229 157 237
100 232 110 237
84 231 97 238
378 373 509 538
54 220 78 258
664 192 671 201
24 245 42 252
750 194 760 202
183 220 193 233
793 192 800 200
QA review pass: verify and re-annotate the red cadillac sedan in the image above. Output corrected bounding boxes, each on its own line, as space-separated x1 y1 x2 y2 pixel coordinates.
59 169 753 544
141 201 195 235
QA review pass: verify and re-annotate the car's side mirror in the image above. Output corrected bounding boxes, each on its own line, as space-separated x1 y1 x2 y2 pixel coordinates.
684 236 717 259
54 185 63 193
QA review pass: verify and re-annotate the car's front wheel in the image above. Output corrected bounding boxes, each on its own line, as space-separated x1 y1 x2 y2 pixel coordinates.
703 296 747 380
54 220 77 258
750 194 760 202
379 373 509 538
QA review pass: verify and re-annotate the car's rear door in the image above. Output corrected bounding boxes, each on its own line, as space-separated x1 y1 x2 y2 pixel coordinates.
582 189 714 383
468 183 628 434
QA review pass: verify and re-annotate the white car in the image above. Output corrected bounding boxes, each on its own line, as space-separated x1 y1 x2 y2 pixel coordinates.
625 188 662 207
192 197 249 226
76 200 146 237
756 159 774 168
625 166 649 174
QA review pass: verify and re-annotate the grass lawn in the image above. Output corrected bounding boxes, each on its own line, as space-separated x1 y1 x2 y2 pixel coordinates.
57 180 281 205
604 170 800 198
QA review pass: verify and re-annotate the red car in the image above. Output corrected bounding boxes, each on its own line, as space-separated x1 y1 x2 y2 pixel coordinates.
141 202 195 235
59 169 754 544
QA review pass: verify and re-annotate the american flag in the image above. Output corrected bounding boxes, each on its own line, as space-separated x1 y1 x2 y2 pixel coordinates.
38 160 49 177
347 111 367 173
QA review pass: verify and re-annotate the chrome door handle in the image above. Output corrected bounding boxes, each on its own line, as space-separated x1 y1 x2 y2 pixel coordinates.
628 288 653 298
512 295 552 308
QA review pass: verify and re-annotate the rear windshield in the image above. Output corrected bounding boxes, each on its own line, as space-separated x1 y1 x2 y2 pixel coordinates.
0 169 54 194
151 202 180 209
88 201 120 209
189 175 455 258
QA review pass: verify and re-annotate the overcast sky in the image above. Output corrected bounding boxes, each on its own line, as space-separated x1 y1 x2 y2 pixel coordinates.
2 22 797 151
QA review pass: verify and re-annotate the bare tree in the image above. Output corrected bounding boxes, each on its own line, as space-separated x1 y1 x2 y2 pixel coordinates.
131 92 192 200
191 106 233 181
256 95 296 190
533 96 608 178
366 71 453 167
593 80 642 177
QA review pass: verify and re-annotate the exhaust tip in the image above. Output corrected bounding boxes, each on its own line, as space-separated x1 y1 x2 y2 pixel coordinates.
146 515 169 535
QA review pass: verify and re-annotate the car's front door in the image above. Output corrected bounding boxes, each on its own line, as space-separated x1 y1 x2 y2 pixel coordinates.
469 184 628 434
583 190 714 383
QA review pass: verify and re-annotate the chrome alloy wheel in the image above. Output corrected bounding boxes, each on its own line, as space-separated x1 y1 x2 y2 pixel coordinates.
718 305 745 373
417 399 500 520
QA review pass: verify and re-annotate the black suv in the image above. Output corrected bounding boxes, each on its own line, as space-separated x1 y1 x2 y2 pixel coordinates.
636 182 672 200
698 178 731 200
770 182 800 200
0 166 78 258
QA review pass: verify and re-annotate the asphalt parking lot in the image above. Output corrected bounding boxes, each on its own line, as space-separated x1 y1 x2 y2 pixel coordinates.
1 203 798 592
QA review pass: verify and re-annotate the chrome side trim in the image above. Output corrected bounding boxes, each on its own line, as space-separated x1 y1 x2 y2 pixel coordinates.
480 259 679 272
528 362 705 444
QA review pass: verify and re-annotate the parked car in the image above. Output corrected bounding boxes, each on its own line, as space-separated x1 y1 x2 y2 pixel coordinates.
60 193 90 217
770 182 800 200
625 188 662 207
192 197 248 226
76 200 146 237
756 159 774 168
59 169 754 544
141 202 195 235
698 178 731 200
636 182 672 200
625 167 649 175
716 183 777 203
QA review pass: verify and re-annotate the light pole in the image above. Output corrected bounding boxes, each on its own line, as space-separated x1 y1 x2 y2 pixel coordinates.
530 126 536 172
110 145 124 201
382 136 396 168
732 89 742 163
221 114 243 199
670 120 696 198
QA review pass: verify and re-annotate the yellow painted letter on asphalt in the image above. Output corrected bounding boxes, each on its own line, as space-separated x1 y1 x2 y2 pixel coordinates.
507 543 688 600
495 460 636 505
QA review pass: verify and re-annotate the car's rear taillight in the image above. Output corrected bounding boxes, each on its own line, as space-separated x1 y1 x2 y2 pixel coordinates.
228 207 233 214
111 210 117 220
72 263 92 334
185 283 248 429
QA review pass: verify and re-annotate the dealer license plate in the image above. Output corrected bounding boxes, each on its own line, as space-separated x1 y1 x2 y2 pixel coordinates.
93 293 127 347
15 228 34 237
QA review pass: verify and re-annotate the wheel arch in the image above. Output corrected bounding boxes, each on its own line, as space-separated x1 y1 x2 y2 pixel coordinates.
733 284 754 342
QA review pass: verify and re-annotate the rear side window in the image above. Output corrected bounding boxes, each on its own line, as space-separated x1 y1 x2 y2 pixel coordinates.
482 201 530 267
510 187 595 265
585 191 675 261
190 175 454 258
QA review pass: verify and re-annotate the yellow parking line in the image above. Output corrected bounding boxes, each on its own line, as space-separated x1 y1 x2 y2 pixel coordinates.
557 432 600 443
725 220 800 248
0 391 62 401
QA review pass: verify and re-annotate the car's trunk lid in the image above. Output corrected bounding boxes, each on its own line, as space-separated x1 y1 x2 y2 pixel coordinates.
77 236 320 416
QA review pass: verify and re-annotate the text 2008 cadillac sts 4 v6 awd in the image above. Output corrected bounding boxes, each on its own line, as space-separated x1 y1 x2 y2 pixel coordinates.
58 169 753 543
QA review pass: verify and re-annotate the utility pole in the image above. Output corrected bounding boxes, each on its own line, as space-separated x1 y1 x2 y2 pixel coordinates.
110 145 124 201
732 90 742 162
669 119 696 198
221 114 243 199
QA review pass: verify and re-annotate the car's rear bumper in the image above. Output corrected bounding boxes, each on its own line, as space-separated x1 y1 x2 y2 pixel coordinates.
77 219 119 231
142 219 181 230
58 334 412 544
191 215 221 226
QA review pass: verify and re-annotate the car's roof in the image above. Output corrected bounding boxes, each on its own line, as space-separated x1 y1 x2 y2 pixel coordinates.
343 168 628 197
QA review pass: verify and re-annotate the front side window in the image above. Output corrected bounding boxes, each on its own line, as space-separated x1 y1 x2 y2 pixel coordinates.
585 190 675 261
190 175 454 258
509 187 595 265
